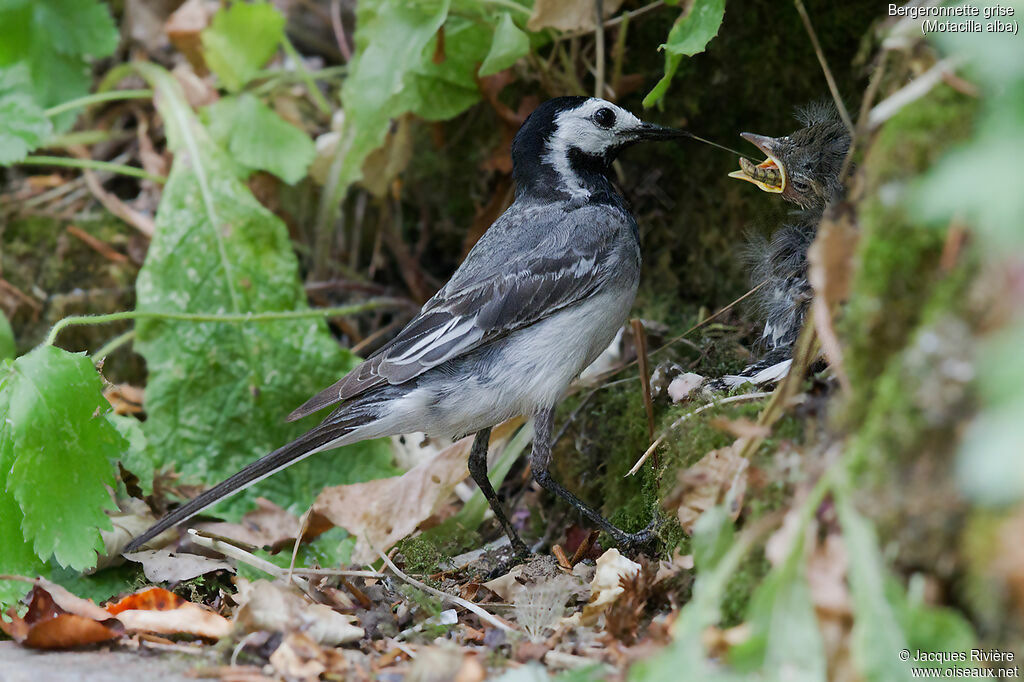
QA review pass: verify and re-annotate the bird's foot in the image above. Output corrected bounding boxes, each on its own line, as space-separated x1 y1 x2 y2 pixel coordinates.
483 543 533 580
609 518 661 554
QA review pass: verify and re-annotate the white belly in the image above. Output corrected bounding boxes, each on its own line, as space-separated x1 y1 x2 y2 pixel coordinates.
365 287 636 439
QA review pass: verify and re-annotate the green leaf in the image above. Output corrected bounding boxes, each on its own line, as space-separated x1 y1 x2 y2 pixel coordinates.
0 63 52 164
835 493 912 682
206 93 316 184
479 13 530 77
133 65 396 519
400 17 491 122
330 0 451 202
0 346 122 570
729 549 826 681
33 0 119 58
201 1 285 92
692 503 735 572
0 361 46 607
108 413 154 496
0 0 117 130
643 0 725 107
0 312 14 359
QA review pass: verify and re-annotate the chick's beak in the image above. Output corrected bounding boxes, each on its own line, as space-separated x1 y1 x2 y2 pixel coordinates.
728 132 787 194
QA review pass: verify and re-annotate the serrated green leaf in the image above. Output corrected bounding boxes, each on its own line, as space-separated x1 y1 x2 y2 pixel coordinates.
108 413 153 496
643 0 725 107
0 346 121 570
0 63 52 164
0 360 47 607
134 65 396 519
201 1 285 92
0 313 14 359
836 493 913 682
206 93 315 184
33 0 119 58
0 0 117 130
479 13 529 77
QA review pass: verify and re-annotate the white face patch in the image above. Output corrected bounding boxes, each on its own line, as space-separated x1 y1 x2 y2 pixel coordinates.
543 98 643 198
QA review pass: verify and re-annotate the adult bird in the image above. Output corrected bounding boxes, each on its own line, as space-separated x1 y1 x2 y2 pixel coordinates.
126 96 684 555
717 105 850 387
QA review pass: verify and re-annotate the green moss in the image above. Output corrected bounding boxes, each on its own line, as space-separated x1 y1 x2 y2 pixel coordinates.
842 85 978 422
720 549 771 627
396 521 479 575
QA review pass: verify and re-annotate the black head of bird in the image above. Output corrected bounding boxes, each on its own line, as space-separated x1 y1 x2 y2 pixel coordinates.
511 96 685 203
728 106 851 209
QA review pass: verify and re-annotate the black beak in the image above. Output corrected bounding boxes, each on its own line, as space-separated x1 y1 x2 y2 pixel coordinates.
634 122 687 141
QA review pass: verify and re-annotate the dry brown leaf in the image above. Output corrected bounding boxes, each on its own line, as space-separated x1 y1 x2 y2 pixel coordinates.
807 206 859 391
361 116 414 199
309 434 480 563
234 579 363 645
106 586 232 639
527 0 624 32
123 549 234 583
806 532 852 618
164 0 211 72
666 442 749 534
580 549 640 626
0 581 123 649
103 383 145 415
269 631 328 681
197 497 302 550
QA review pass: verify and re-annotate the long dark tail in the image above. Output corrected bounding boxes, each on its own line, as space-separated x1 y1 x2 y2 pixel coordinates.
124 420 361 552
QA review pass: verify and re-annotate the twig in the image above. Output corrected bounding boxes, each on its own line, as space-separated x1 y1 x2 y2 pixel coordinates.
377 551 514 632
45 298 406 346
329 0 352 62
793 0 853 133
186 529 311 591
868 57 961 130
594 0 606 98
286 568 384 578
562 0 665 39
626 392 772 476
68 145 157 237
589 281 767 386
631 319 656 446
66 224 129 263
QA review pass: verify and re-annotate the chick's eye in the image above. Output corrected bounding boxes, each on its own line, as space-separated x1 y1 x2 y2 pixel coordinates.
594 107 616 129
791 179 811 193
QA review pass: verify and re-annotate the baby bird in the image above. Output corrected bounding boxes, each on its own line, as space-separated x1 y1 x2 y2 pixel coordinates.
722 104 850 385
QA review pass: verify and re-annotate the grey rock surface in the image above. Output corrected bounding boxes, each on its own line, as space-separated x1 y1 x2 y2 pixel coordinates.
0 642 209 682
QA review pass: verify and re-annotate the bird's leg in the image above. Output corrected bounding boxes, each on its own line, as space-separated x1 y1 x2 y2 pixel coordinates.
468 428 530 556
530 407 656 550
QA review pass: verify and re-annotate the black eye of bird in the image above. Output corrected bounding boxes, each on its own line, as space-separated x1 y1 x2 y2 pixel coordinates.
594 107 616 129
791 178 811 193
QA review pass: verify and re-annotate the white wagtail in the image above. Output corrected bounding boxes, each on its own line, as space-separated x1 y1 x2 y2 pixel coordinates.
716 105 850 387
126 96 684 555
